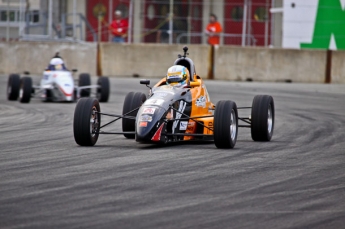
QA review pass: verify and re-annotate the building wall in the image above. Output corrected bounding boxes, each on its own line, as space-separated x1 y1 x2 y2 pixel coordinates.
0 0 40 40
66 0 87 40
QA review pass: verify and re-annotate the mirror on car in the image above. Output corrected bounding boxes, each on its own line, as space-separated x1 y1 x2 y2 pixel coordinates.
140 79 150 85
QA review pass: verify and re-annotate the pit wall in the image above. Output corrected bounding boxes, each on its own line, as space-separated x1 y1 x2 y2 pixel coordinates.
0 42 344 84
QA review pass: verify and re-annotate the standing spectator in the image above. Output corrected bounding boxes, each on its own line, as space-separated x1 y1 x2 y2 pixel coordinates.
110 10 128 43
205 14 222 46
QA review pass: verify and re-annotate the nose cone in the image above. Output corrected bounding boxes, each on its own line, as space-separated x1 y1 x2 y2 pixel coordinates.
135 106 166 143
55 72 74 97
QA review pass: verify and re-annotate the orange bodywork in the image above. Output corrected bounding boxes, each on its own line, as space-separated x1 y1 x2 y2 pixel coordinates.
154 74 215 140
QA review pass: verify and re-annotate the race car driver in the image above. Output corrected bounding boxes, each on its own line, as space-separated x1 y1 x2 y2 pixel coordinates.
166 65 190 88
46 53 68 71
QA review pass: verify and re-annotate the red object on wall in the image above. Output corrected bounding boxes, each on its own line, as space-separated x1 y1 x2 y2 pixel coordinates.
189 0 203 44
86 0 130 42
223 0 271 46
143 0 203 43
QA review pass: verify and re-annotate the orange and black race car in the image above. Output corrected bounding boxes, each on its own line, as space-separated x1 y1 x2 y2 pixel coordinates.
73 46 275 149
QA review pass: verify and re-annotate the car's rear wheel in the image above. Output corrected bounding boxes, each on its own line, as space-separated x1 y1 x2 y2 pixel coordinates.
19 77 32 103
7 74 20 101
214 100 238 149
122 92 146 139
251 95 275 141
79 73 91 97
73 98 101 146
97 76 110 102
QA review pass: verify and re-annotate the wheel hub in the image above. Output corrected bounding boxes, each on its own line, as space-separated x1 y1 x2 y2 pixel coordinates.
230 109 237 141
267 104 273 134
90 106 99 137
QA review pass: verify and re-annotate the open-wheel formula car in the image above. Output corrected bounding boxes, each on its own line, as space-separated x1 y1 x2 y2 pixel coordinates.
7 54 110 103
73 46 274 149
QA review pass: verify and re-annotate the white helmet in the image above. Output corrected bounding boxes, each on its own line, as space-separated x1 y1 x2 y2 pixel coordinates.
49 58 65 70
166 65 190 87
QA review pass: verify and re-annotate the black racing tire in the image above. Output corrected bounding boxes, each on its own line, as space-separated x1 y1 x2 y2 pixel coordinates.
251 95 275 141
7 74 20 101
73 98 101 146
214 100 238 149
97 76 110 102
122 92 146 139
19 77 32 103
79 73 91 97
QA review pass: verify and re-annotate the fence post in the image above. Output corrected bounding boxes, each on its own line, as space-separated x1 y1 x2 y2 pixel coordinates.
242 0 248 46
207 45 215 79
325 49 332 83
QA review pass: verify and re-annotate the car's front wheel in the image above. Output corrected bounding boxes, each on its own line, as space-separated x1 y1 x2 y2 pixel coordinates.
19 76 32 103
97 76 110 102
79 73 91 97
122 92 146 139
7 74 20 101
73 98 101 146
214 100 238 149
251 95 275 141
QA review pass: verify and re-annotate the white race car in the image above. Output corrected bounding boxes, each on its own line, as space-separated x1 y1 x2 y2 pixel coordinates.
7 67 110 103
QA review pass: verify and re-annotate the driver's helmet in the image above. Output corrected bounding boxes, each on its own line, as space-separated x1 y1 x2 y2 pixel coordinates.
48 58 66 71
166 65 190 87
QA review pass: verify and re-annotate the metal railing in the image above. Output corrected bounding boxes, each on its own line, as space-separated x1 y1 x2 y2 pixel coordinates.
61 13 97 42
20 12 96 42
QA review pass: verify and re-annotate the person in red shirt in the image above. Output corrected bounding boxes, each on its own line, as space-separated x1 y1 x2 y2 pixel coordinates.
205 14 222 46
110 10 128 43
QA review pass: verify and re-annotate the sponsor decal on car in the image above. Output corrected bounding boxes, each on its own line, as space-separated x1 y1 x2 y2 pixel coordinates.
196 96 206 108
144 99 164 106
142 107 156 114
179 121 188 130
139 121 148 127
139 115 153 122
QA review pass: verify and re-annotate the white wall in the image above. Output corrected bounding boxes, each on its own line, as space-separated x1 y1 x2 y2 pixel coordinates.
282 0 318 49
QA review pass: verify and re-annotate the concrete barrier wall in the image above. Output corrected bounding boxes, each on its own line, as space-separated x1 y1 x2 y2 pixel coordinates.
0 42 97 76
0 41 344 84
100 43 210 78
331 51 345 84
214 46 327 83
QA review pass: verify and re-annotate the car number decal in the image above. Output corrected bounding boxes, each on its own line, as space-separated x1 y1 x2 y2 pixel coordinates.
144 99 164 106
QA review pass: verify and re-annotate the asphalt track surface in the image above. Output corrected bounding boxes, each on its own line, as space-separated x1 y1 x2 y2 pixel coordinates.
0 75 344 229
